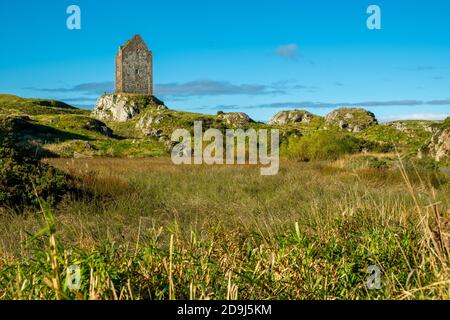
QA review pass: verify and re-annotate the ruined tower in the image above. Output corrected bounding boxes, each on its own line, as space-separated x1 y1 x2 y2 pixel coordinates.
115 35 153 95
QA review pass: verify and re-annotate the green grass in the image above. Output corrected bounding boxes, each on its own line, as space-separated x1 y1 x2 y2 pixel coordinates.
0 94 88 116
1 94 447 162
0 157 448 300
281 130 392 161
1 95 449 300
359 121 441 152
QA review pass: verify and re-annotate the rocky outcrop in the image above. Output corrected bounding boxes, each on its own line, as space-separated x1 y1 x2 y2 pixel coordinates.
136 112 169 140
92 94 166 122
268 110 318 125
84 119 113 137
387 121 440 135
217 112 254 127
428 122 450 162
325 108 377 132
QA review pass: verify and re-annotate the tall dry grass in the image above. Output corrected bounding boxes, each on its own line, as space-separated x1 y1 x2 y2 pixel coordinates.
0 157 448 299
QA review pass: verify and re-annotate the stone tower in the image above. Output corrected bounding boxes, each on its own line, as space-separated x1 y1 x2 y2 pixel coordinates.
115 35 153 95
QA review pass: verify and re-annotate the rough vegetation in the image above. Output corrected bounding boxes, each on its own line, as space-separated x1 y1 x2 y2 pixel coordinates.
1 94 449 300
0 116 69 210
0 94 85 116
0 94 446 164
281 130 392 161
0 158 448 299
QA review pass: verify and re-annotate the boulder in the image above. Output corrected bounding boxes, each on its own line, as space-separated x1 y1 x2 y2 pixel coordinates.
92 94 166 122
269 110 317 125
325 108 378 132
84 119 113 137
217 112 254 127
428 120 450 161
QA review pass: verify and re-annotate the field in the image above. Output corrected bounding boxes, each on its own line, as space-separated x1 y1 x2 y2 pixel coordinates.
0 156 449 300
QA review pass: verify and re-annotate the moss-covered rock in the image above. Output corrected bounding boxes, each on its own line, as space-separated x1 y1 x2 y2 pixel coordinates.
325 108 378 132
92 94 166 122
216 112 254 127
84 119 113 137
268 110 319 125
428 117 450 162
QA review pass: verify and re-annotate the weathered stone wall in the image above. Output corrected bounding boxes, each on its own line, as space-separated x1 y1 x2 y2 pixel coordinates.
115 35 153 95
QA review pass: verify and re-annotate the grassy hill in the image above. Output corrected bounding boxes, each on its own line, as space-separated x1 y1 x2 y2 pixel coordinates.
0 94 86 116
0 94 446 164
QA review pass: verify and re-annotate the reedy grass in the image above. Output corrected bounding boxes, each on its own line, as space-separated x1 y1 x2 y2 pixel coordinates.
0 157 448 299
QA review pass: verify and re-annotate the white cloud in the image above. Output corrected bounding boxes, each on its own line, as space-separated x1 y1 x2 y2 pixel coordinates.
275 43 299 59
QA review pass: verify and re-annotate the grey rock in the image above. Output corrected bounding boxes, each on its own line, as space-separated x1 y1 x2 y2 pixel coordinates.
325 108 378 132
84 119 113 137
428 127 450 161
269 110 317 125
217 112 254 127
92 94 167 122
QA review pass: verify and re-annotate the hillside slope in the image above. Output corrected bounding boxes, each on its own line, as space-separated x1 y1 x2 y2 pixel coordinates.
0 94 446 163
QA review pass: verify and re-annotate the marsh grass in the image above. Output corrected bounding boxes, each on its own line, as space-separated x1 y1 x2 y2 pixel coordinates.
0 157 448 299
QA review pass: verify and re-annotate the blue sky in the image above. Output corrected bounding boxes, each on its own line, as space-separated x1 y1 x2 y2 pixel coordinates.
0 0 449 122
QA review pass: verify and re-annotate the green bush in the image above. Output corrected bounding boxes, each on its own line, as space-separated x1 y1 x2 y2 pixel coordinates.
441 117 450 129
406 157 440 171
282 131 391 161
0 118 69 210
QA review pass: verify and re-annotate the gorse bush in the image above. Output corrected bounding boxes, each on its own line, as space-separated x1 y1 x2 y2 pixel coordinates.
0 117 69 209
282 131 392 161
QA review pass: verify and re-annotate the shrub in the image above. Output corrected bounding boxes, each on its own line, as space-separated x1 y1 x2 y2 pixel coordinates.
406 157 440 171
282 131 391 161
441 117 450 129
0 118 69 210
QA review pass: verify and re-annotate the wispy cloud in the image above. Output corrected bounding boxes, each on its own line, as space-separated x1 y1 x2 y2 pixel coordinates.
204 99 450 111
275 43 299 60
214 104 238 110
60 97 99 103
24 79 317 98
156 80 288 97
356 100 424 107
417 66 438 71
416 66 449 71
428 99 450 105
24 82 114 94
